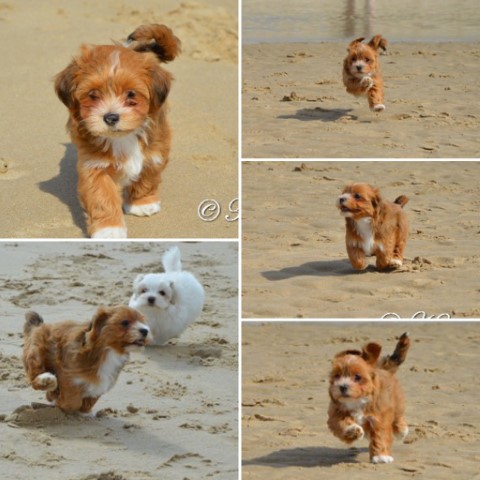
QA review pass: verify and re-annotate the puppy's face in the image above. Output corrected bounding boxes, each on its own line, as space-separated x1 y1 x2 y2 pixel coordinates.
131 273 174 310
344 36 385 78
55 45 171 138
88 305 152 352
329 343 382 406
337 183 381 220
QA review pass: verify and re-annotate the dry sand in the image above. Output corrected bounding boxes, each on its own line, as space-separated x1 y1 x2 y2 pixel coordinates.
0 241 238 479
242 322 480 479
242 161 480 318
242 42 480 158
0 0 238 238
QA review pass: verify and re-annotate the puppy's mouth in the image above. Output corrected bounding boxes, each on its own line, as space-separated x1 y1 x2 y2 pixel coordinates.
130 339 147 347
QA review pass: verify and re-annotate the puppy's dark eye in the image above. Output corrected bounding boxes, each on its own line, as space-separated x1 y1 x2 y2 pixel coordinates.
354 193 362 200
121 320 130 327
126 90 137 106
159 290 166 296
88 90 100 100
141 288 148 294
354 374 362 382
365 58 370 63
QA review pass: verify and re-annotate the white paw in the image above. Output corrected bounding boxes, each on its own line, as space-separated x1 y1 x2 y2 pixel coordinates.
372 455 394 464
389 258 403 268
372 104 386 112
91 227 127 239
36 372 57 391
124 202 161 217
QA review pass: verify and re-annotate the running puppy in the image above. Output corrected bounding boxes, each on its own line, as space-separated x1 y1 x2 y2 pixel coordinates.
328 333 410 464
343 35 387 111
22 306 151 412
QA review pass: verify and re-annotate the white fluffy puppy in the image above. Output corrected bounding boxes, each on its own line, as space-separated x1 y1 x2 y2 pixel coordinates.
129 246 205 345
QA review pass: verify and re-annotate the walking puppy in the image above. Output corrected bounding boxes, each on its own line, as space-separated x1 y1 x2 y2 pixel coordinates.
343 35 387 111
336 183 409 271
328 333 410 464
22 306 151 412
55 24 181 238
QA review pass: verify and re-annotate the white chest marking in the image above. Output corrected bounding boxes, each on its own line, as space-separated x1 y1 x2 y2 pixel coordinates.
110 134 144 185
353 218 377 255
76 349 129 398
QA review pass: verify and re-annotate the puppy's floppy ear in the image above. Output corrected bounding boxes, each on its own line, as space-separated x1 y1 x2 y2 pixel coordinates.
133 274 145 289
361 342 382 365
368 34 388 53
347 37 365 50
150 66 172 108
370 185 382 209
88 306 113 339
127 24 181 63
54 60 80 108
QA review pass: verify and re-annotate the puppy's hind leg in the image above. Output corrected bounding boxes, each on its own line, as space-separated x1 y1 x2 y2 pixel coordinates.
23 312 58 392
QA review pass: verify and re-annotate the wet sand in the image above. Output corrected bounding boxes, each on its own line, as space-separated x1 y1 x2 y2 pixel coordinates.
242 322 480 479
0 241 238 479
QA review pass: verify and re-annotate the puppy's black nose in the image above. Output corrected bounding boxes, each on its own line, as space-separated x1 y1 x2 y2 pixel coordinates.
147 296 156 305
356 65 363 72
339 384 349 395
139 327 149 338
103 113 120 126
339 197 346 204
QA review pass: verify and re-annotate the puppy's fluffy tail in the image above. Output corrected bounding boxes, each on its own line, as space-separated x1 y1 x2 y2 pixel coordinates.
162 246 182 273
394 195 409 208
24 311 44 336
126 24 181 63
379 332 410 373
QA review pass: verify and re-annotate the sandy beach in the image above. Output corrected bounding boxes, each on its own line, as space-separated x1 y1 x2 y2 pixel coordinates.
0 0 237 238
242 322 480 479
0 241 238 479
242 42 480 158
242 161 480 318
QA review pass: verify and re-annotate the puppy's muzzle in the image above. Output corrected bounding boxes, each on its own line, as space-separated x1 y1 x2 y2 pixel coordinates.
147 296 156 306
103 113 120 126
339 384 349 395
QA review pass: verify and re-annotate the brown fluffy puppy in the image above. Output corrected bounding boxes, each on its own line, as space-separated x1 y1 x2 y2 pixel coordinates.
328 333 410 464
343 35 387 111
55 24 181 238
336 183 409 271
22 306 151 413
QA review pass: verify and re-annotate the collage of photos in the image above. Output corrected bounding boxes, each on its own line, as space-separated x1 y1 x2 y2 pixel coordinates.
0 1 478 479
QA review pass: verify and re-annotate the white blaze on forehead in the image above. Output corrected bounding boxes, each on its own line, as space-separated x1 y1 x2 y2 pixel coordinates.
109 50 121 75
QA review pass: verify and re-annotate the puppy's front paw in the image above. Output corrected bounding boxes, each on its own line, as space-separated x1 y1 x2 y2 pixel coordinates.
372 104 386 112
344 423 364 442
33 372 57 391
360 77 374 90
91 227 127 239
124 201 161 217
372 455 394 464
